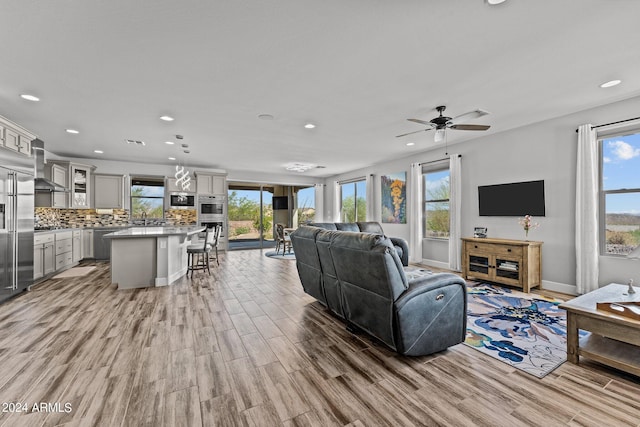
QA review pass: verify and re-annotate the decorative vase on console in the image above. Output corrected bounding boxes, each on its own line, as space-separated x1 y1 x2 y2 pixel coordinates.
518 215 539 240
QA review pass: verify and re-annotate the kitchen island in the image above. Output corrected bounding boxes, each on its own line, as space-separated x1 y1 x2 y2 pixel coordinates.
103 226 204 289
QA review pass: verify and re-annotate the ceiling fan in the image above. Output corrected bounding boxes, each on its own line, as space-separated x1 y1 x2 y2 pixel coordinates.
397 105 491 143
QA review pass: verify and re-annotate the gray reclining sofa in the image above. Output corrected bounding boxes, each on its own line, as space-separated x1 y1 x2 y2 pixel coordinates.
308 221 409 266
290 225 467 356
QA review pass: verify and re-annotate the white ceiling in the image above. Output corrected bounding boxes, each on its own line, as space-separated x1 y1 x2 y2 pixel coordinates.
1 1 640 178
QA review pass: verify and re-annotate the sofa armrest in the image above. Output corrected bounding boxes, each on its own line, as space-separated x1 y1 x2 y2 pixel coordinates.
395 273 465 307
393 273 467 356
389 237 409 266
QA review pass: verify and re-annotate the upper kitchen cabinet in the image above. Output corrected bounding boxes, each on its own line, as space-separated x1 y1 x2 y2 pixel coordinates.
166 177 196 193
35 163 68 208
43 161 94 209
195 171 226 195
94 174 125 209
0 115 36 157
70 164 93 208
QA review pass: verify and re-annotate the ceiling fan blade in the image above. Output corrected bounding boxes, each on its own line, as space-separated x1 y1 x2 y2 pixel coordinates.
407 118 435 127
449 124 491 131
434 129 446 143
448 109 490 125
396 129 428 138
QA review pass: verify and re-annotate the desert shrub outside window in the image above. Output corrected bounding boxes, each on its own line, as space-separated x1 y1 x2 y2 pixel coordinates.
600 129 640 255
131 177 165 219
423 165 450 239
340 179 366 223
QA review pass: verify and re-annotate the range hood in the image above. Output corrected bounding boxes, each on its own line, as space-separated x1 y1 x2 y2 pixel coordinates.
32 139 68 192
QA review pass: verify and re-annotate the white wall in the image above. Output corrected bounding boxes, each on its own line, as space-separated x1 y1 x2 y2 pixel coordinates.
323 94 640 294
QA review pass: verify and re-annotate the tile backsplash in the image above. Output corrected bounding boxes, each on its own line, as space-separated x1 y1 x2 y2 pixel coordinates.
35 208 198 228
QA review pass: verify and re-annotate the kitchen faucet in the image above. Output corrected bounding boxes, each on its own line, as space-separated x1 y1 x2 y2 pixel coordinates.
142 211 148 226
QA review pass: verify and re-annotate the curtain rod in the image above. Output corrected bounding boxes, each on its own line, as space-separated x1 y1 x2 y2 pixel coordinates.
575 116 640 133
419 154 461 166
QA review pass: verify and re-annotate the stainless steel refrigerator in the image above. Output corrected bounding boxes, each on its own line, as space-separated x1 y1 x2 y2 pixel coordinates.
1 165 34 302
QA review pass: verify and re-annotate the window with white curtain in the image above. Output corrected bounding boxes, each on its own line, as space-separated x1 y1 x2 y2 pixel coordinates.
423 163 450 239
600 129 640 255
339 178 367 222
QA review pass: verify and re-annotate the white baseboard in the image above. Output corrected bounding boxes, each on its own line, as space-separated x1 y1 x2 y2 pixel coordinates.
418 259 450 270
541 279 577 295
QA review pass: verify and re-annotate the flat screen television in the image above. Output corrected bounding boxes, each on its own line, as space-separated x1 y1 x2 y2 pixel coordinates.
272 196 288 210
478 180 545 216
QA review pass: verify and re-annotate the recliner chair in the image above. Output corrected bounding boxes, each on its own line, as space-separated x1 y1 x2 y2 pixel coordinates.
290 227 467 356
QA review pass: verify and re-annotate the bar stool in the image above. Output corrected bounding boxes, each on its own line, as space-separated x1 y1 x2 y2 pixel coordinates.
187 229 214 277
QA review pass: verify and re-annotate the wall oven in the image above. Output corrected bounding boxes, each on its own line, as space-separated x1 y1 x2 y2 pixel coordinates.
169 193 196 209
198 195 224 216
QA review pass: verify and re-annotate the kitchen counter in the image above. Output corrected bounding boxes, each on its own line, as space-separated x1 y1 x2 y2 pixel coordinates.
102 226 204 238
102 226 204 290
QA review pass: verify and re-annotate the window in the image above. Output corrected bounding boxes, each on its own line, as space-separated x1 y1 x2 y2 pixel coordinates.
296 186 316 224
340 179 366 222
600 130 640 255
423 165 450 239
131 177 165 219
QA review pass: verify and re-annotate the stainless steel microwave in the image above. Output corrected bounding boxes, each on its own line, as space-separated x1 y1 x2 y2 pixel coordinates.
169 193 196 209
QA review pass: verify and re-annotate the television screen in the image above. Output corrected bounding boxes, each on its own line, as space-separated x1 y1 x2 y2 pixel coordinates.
478 180 545 216
273 196 288 210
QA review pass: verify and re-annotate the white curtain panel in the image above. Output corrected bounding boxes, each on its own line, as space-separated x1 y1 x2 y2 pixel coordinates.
366 174 375 221
314 183 325 222
448 154 462 271
576 124 599 294
334 181 341 222
409 163 423 264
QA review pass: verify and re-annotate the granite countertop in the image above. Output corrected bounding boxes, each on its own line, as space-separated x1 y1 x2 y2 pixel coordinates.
102 226 205 239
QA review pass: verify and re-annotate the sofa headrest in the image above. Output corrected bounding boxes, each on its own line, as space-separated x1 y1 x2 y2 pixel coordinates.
335 223 359 232
357 222 384 234
308 222 338 231
290 225 322 240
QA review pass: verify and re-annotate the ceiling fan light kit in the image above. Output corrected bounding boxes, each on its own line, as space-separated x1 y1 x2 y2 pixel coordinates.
397 105 491 142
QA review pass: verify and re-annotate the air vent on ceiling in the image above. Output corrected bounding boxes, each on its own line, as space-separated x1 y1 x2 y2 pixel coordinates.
125 139 146 146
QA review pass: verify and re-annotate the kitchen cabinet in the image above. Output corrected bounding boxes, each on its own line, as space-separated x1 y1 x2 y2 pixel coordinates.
83 229 94 259
70 165 90 208
72 230 82 263
167 177 196 193
34 233 55 280
42 161 94 208
35 163 68 208
94 174 125 208
55 231 74 271
51 164 67 208
0 114 36 157
195 172 226 195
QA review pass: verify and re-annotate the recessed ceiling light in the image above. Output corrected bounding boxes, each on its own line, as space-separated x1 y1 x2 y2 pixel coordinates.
94 150 103 154
600 79 621 88
20 94 40 102
258 114 274 120
160 115 174 122
66 129 79 134
168 157 176 161
304 123 316 129
406 142 415 146
485 0 506 4
165 141 175 145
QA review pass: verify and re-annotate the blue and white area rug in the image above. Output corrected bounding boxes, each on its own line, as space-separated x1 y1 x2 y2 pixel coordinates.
265 250 296 260
465 283 577 378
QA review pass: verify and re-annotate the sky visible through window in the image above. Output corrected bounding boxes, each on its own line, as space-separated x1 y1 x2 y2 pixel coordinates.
602 132 640 213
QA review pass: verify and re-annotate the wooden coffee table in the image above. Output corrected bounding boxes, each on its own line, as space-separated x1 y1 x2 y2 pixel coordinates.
559 283 640 376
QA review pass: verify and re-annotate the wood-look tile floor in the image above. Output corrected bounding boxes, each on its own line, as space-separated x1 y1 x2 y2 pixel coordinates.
1 250 639 427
